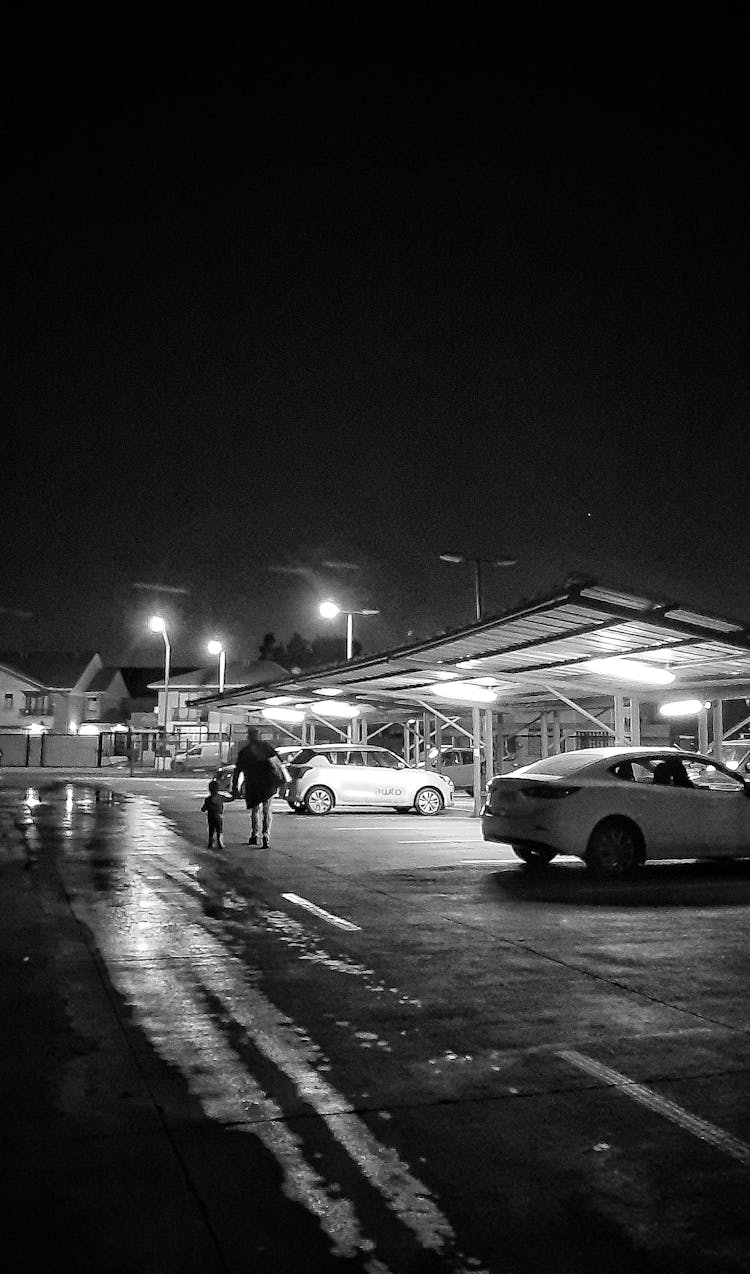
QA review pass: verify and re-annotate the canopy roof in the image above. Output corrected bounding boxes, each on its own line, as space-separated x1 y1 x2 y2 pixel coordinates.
190 578 750 718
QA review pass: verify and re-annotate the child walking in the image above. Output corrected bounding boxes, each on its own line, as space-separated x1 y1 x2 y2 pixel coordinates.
201 779 228 849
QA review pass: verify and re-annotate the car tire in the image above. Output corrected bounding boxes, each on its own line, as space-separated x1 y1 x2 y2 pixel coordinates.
304 786 335 816
586 818 641 878
414 787 444 816
512 846 555 867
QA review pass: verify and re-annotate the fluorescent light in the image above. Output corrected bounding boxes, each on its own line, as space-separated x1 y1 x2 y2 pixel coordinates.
264 696 294 706
659 699 709 718
262 708 305 723
429 682 498 704
433 670 460 680
456 659 480 669
311 701 361 719
581 657 676 686
313 687 343 695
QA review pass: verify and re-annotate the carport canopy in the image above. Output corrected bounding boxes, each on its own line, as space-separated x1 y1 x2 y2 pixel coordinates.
191 578 750 811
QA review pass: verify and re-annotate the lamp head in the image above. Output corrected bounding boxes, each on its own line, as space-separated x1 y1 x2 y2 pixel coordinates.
149 615 166 634
207 639 223 656
319 600 341 620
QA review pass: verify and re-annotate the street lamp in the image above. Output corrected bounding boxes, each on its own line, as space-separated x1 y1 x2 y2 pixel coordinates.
207 639 227 761
439 553 517 621
319 600 379 661
149 616 171 764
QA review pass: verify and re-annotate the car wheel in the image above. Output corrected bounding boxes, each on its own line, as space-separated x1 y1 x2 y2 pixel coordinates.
414 787 444 816
304 786 335 816
512 846 555 867
586 819 641 878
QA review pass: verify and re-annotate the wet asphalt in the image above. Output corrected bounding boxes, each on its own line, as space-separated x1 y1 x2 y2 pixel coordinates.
2 773 750 1273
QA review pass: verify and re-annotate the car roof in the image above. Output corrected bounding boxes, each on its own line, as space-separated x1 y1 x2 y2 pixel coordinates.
304 744 390 752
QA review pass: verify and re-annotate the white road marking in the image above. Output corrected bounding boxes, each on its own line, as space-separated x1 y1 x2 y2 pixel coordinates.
80 872 480 1269
558 1048 750 1167
397 839 483 845
282 893 361 931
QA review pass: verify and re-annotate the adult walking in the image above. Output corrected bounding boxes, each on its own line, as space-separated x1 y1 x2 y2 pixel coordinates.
232 727 285 847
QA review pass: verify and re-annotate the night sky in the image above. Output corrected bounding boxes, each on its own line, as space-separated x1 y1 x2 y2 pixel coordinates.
3 5 747 667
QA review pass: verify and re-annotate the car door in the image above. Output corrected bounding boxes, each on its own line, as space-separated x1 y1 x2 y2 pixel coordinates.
682 759 748 855
611 758 708 858
363 749 409 805
331 750 368 805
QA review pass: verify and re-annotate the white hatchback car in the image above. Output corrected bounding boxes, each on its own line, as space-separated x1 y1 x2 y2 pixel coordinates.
482 746 750 878
284 745 454 815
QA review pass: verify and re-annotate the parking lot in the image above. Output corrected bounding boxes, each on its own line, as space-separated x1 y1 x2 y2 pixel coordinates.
3 773 750 1271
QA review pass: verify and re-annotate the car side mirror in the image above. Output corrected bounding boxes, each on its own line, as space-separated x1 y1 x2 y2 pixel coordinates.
396 761 406 769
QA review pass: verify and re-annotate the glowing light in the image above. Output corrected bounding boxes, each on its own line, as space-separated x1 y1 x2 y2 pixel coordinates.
261 708 305 723
28 723 45 735
311 701 361 719
264 696 295 706
207 639 223 655
429 682 498 704
79 723 100 735
313 687 343 695
433 670 460 680
471 676 499 686
659 699 710 718
581 657 676 686
69 721 78 734
456 659 481 669
149 615 166 634
319 600 341 619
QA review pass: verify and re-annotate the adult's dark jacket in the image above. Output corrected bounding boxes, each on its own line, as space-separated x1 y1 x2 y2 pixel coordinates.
233 739 282 806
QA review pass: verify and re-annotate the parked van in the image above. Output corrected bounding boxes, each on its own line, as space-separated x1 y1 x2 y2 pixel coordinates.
172 742 225 772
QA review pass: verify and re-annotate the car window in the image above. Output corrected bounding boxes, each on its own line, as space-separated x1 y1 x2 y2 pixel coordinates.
683 760 746 792
295 749 333 766
610 760 657 784
365 750 401 768
344 750 365 766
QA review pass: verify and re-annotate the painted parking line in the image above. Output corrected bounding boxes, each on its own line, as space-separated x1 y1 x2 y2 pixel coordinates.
558 1048 750 1167
281 893 361 931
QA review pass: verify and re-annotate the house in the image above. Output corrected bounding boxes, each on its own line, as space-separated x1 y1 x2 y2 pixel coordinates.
0 651 102 733
148 660 288 743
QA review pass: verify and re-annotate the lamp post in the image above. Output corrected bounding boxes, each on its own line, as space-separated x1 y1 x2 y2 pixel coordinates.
439 553 517 621
319 600 379 661
207 639 226 761
149 616 171 766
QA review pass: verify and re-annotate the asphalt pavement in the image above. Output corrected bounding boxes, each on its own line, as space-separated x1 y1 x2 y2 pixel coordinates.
4 769 750 1273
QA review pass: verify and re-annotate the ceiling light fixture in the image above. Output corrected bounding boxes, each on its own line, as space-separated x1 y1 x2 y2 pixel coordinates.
581 657 676 686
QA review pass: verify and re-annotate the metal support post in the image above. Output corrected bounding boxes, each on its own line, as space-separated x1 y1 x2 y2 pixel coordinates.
552 712 561 755
629 696 641 745
712 700 724 760
540 712 549 758
483 708 494 790
698 709 709 754
472 707 482 818
613 694 626 744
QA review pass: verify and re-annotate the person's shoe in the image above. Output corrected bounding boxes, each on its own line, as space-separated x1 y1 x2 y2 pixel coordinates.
217 839 225 850
262 836 270 849
248 835 258 846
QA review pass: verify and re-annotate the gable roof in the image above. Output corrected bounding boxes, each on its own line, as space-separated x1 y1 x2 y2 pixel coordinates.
0 651 99 691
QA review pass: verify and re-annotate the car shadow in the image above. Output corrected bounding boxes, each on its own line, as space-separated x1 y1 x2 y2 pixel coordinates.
488 857 750 908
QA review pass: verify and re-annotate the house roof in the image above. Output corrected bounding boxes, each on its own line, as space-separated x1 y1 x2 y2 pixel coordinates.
85 667 124 692
188 578 750 718
0 651 98 691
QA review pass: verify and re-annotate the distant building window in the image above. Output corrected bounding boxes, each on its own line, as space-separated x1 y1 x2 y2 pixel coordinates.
4 693 12 710
24 692 52 716
86 696 98 719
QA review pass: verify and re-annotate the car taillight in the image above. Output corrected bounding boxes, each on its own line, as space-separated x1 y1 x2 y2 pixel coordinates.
520 785 580 800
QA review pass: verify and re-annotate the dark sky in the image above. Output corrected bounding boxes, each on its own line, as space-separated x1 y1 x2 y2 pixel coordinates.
2 4 747 666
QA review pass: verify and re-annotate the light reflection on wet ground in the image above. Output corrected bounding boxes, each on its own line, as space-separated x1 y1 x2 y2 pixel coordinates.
0 780 485 1273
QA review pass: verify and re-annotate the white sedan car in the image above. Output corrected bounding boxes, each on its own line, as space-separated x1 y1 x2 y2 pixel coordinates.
481 747 750 878
284 745 454 815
